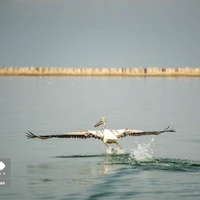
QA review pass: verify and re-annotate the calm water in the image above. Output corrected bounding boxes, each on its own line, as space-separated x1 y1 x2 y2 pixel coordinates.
0 76 200 199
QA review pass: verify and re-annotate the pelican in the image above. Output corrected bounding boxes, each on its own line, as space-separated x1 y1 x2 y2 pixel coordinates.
26 117 175 150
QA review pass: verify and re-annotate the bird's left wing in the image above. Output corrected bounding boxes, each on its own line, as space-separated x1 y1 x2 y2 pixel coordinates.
114 126 175 139
26 130 103 140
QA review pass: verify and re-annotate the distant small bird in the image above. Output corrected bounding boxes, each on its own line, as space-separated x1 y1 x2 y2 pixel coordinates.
26 117 175 150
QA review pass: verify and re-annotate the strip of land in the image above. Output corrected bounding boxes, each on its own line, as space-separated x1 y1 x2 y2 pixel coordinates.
0 67 200 77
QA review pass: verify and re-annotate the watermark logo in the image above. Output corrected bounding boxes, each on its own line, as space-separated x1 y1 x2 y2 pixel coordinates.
0 161 6 171
0 158 10 187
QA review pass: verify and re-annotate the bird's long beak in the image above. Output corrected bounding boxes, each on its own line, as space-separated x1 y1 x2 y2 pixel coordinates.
94 119 103 127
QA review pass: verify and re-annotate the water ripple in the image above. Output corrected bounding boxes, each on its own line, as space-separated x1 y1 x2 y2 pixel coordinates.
55 153 200 172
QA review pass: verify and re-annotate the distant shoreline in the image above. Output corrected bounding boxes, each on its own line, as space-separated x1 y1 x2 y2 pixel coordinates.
0 67 200 77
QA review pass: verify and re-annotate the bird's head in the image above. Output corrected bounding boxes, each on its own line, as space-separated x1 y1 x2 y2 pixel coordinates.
94 117 106 128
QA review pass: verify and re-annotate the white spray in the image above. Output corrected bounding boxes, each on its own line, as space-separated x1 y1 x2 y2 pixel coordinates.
129 137 155 162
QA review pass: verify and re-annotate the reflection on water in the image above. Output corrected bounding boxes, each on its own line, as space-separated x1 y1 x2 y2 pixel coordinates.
26 152 200 199
25 134 200 199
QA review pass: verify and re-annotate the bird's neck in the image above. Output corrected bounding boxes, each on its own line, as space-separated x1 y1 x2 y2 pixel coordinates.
102 122 106 132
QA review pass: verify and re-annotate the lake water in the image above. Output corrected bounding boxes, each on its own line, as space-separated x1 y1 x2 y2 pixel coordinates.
0 76 200 199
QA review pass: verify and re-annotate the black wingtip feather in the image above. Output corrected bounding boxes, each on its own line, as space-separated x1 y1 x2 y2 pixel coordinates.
26 131 37 139
164 126 175 132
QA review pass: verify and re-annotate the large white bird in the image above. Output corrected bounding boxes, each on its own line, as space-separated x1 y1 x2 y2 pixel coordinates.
26 117 175 150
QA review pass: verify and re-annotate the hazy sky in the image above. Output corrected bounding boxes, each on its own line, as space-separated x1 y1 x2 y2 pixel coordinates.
0 0 200 67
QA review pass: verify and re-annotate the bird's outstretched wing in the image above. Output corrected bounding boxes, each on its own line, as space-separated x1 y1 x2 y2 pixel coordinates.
115 126 175 139
26 130 103 140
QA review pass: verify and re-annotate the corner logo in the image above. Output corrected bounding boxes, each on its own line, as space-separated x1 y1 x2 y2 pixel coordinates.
0 161 6 171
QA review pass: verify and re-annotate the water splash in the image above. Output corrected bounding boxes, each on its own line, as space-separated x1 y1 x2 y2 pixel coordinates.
129 137 155 162
106 147 127 155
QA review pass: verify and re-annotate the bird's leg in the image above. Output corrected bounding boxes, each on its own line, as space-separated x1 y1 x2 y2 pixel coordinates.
116 141 124 150
105 143 111 149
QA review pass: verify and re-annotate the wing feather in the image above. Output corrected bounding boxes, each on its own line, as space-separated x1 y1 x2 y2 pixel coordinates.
26 130 103 140
116 126 175 138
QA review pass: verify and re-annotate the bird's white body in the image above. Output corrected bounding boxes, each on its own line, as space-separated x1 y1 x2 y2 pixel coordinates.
88 129 125 149
89 129 123 140
103 129 118 141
